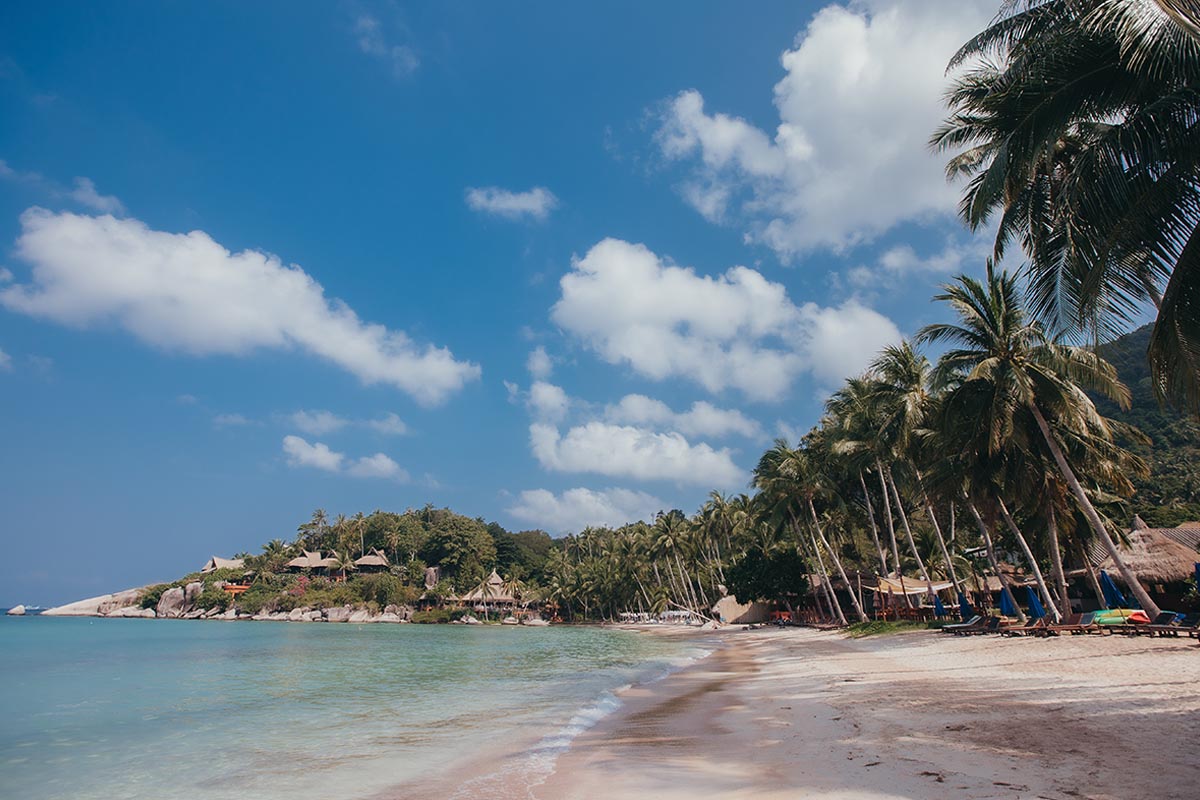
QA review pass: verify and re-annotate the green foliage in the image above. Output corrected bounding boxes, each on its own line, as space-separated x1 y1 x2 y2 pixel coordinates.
139 583 172 610
348 573 417 608
411 608 469 624
194 585 231 612
725 547 809 606
420 509 496 585
844 620 940 638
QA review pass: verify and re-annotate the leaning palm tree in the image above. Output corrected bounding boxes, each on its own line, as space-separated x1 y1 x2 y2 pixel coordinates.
935 0 1200 409
918 266 1162 616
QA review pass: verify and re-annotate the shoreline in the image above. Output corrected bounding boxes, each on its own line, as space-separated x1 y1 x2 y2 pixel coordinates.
534 627 1200 800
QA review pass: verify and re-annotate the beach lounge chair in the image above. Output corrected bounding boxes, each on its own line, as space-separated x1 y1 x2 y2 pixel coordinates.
941 615 982 634
1001 617 1045 637
1043 612 1097 636
1130 612 1181 637
958 616 1002 636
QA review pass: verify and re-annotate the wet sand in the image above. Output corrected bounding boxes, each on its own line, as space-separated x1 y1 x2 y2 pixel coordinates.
536 627 1200 800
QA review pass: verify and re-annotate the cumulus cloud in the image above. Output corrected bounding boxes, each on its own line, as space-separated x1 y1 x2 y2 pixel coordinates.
0 268 13 283
526 345 553 379
282 435 344 472
289 409 348 436
347 452 409 481
528 380 570 423
551 238 900 399
366 412 408 436
213 413 252 428
507 487 664 534
465 186 558 221
1 210 480 405
605 394 763 439
530 421 744 487
67 177 124 215
355 14 419 77
656 0 994 257
281 435 407 481
847 236 991 288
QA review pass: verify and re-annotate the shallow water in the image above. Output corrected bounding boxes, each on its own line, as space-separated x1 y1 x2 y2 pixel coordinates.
0 616 707 799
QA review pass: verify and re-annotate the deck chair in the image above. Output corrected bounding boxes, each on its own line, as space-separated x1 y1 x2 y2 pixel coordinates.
941 615 982 634
1001 617 1045 637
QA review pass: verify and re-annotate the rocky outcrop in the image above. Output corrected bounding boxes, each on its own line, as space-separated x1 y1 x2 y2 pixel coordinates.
156 587 187 618
347 609 372 624
324 606 353 623
377 612 401 623
6 605 26 616
384 604 413 621
183 582 203 608
42 587 147 617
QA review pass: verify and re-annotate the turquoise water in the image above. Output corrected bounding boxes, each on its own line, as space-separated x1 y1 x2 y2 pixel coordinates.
0 617 706 800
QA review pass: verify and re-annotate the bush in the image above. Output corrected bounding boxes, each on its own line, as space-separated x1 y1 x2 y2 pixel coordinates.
350 573 418 608
194 585 231 612
139 584 172 610
411 607 469 624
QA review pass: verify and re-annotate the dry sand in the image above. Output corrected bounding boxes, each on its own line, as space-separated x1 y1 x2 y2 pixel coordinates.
536 627 1200 800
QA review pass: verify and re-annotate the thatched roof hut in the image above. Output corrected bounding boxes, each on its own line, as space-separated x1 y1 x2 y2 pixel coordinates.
354 548 390 571
201 556 244 573
460 570 518 604
1099 524 1200 586
286 550 324 570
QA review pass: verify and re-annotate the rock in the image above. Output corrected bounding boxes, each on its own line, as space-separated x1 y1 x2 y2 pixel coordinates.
183 582 203 611
347 609 372 624
287 608 307 622
218 607 237 620
306 610 322 621
183 609 205 620
156 587 187 618
6 605 26 616
43 587 146 617
325 606 353 623
377 612 401 623
269 612 287 620
462 615 481 625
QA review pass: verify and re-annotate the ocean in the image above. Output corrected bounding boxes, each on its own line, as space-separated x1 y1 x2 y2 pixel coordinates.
0 616 708 799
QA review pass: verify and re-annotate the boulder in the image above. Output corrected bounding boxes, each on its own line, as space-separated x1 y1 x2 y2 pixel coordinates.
377 612 401 623
156 587 187 618
6 605 26 616
306 610 322 621
347 609 371 624
324 606 353 623
462 615 481 625
183 609 205 620
218 607 237 620
183 582 203 611
287 608 307 622
385 604 414 621
44 587 145 617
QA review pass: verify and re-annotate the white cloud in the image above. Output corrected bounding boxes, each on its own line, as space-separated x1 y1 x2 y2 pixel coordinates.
213 413 252 428
67 177 124 215
528 380 570 423
281 435 406 481
366 412 408 436
354 14 419 77
1 209 480 405
655 0 994 257
507 487 664 534
848 236 989 288
347 452 409 481
530 421 745 487
289 409 348 436
0 268 13 283
465 186 558 221
551 238 900 399
282 435 344 472
605 394 763 439
503 380 521 402
526 345 553 379
0 346 11 371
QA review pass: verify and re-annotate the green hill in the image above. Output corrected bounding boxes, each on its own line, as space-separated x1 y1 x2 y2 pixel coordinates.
1094 324 1200 526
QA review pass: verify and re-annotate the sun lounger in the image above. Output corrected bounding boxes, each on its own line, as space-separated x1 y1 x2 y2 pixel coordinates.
1043 612 1097 636
961 616 1002 635
941 615 982 634
1130 611 1182 637
1001 617 1046 637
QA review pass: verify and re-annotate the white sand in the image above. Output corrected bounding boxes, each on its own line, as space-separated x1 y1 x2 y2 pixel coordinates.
536 628 1200 800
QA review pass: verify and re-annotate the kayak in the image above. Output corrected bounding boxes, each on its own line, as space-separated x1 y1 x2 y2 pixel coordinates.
1092 609 1150 625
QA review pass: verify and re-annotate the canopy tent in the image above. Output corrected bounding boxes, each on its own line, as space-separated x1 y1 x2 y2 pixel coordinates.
875 577 954 596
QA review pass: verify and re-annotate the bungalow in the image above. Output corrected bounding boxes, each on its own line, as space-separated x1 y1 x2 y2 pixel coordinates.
200 555 244 574
354 548 390 573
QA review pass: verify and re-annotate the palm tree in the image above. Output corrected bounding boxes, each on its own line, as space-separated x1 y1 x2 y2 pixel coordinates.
935 0 1200 409
918 267 1162 616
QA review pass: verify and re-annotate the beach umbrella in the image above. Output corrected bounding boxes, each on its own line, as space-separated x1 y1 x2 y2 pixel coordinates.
934 595 947 617
1194 563 1199 593
957 592 973 621
999 588 1017 617
1099 570 1129 608
1025 585 1045 619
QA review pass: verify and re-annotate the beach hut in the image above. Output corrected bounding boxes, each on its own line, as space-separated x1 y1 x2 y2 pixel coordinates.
200 556 244 574
354 548 390 573
1098 521 1200 609
285 550 324 571
459 570 518 610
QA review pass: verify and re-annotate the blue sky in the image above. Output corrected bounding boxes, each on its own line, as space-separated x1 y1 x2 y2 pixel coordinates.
0 0 1002 606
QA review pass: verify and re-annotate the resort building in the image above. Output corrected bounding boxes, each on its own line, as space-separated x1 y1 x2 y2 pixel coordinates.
200 556 244 574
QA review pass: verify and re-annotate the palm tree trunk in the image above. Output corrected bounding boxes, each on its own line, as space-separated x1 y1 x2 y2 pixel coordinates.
858 471 890 575
885 465 937 600
875 460 912 607
806 526 847 626
915 470 962 593
808 498 868 622
997 497 1062 622
964 496 1027 623
1046 503 1072 616
1028 402 1161 617
1077 541 1108 610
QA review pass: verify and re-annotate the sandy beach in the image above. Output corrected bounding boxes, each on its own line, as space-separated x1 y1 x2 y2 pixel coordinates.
536 628 1200 800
